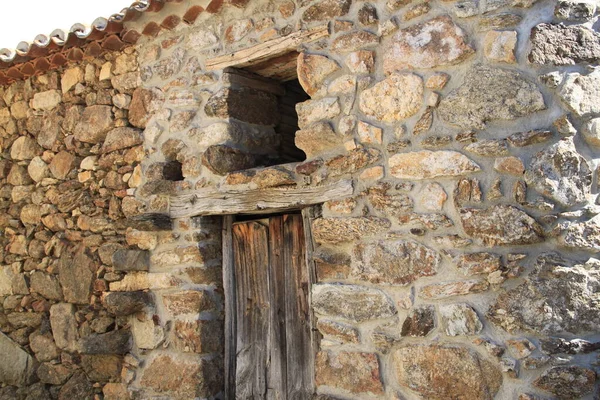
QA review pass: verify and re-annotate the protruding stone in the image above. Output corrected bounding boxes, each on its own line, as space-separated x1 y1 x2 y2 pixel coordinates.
102 291 154 316
554 0 596 21
10 136 40 160
332 30 379 52
489 253 600 334
317 319 360 343
129 87 165 128
316 351 384 395
459 205 543 246
494 156 524 175
205 87 278 126
440 303 483 336
392 345 502 399
420 279 489 299
454 252 501 275
507 129 553 147
0 332 36 386
559 214 600 252
401 305 435 337
112 249 150 272
78 329 132 355
73 105 114 144
359 73 423 122
312 284 396 322
418 183 447 211
582 117 600 147
297 53 340 96
296 97 340 129
32 90 61 110
389 150 480 179
50 303 79 351
295 122 342 158
102 127 143 153
312 216 391 243
354 240 440 285
49 151 76 179
533 366 595 399
524 138 591 207
529 23 600 65
202 145 258 175
559 69 600 116
58 247 95 304
438 65 545 129
383 16 474 71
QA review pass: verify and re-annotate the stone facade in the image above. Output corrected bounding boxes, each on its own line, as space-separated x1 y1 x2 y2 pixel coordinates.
1 0 600 399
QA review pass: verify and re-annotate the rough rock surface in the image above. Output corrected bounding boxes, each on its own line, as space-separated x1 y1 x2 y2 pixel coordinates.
297 53 340 96
0 332 36 386
440 303 483 336
489 253 600 334
401 306 435 337
559 69 600 116
459 205 544 246
295 122 343 158
315 351 384 394
559 215 600 252
529 23 600 65
312 284 397 322
438 65 546 129
73 105 114 143
359 73 424 122
384 16 474 71
524 138 591 207
353 240 440 285
392 345 502 399
389 150 480 179
312 217 391 243
533 366 596 399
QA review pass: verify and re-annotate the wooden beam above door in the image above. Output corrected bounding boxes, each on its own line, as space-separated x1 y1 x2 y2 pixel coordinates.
169 179 353 218
204 25 329 71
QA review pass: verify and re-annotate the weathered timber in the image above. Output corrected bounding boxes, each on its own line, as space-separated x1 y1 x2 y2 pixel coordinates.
222 215 236 400
205 25 329 71
169 180 353 218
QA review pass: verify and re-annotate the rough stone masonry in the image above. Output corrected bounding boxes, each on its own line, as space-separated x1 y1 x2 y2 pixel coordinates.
0 0 600 398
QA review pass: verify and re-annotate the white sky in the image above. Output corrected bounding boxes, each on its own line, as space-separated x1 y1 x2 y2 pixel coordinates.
0 1 134 50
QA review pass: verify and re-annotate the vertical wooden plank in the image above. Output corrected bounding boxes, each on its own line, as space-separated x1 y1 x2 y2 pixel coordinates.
222 215 236 400
301 207 319 397
283 214 313 399
267 216 287 400
232 221 271 398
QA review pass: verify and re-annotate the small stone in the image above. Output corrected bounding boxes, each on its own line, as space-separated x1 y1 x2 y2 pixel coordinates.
202 145 258 175
529 23 600 65
384 16 474 71
358 3 378 25
389 150 480 179
354 240 440 285
465 139 509 156
439 64 545 129
559 69 600 116
32 90 61 110
506 338 535 359
0 332 36 386
332 30 379 53
494 156 524 175
78 329 132 355
29 333 59 362
346 51 375 74
296 97 341 129
171 320 223 354
426 73 450 89
295 122 342 158
582 117 600 147
297 53 340 96
224 19 253 43
58 248 95 304
403 2 431 20
102 291 154 316
37 363 72 385
316 351 383 394
313 216 390 243
454 252 502 275
11 136 41 160
81 354 122 382
205 87 278 126
312 284 396 322
163 290 216 316
420 279 489 299
533 366 595 399
30 271 63 300
357 120 383 144
50 303 79 351
524 138 591 206
453 0 479 17
554 0 596 21
484 30 517 63
359 166 384 180
325 147 380 177
59 371 94 400
559 214 600 252
360 73 423 122
302 0 352 22
28 156 50 182
393 344 502 399
401 305 435 337
49 151 76 179
101 127 143 153
251 166 295 188
317 319 360 343
73 105 114 143
479 12 522 30
129 87 164 128
61 67 84 93
440 303 483 336
507 129 553 146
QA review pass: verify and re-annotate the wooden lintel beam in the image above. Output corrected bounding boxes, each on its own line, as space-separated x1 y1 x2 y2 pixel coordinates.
169 180 353 218
205 25 329 71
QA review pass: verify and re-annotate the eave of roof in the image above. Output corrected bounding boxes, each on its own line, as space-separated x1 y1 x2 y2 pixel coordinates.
0 0 231 85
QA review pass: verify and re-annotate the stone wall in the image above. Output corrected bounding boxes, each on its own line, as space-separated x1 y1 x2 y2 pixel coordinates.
2 0 600 398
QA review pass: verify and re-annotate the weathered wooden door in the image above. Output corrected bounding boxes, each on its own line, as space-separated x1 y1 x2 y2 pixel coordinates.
228 213 313 400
